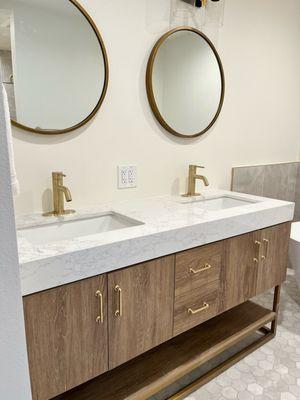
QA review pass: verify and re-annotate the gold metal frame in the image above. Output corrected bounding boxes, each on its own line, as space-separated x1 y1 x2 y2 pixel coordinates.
146 26 225 139
168 286 281 400
11 0 109 135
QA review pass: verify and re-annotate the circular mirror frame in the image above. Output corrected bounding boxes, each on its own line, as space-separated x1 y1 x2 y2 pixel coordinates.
146 26 225 139
11 0 109 135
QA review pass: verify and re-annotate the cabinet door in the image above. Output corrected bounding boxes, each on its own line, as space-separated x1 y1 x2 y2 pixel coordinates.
221 231 260 312
108 256 175 369
23 275 108 400
256 222 291 294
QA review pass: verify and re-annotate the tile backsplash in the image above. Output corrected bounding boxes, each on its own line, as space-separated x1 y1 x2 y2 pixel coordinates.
232 162 299 220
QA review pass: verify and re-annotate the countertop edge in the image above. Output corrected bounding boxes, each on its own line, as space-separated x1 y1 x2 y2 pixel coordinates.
20 202 294 296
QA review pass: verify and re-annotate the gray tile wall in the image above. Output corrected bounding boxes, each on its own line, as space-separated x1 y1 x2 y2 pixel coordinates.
232 162 299 220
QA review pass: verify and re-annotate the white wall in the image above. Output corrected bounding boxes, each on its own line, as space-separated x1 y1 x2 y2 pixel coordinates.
11 0 300 215
0 85 31 398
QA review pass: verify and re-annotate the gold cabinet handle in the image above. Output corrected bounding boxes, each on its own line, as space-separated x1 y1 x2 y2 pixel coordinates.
188 302 209 315
95 290 104 324
261 238 269 261
114 285 122 317
190 263 212 275
253 240 261 263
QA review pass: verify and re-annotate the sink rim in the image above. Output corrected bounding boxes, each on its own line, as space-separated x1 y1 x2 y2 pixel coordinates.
18 211 144 232
179 194 260 208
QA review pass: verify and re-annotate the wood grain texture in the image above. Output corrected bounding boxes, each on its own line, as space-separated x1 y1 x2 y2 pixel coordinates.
54 302 276 400
221 231 259 312
174 280 220 336
23 275 108 400
108 255 175 369
24 223 291 400
175 241 223 295
256 223 291 294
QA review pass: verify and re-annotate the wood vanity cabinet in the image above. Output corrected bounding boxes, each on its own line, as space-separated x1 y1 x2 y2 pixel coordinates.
23 222 291 400
23 257 175 400
221 223 290 312
108 255 175 369
23 275 108 400
221 230 261 311
256 223 291 294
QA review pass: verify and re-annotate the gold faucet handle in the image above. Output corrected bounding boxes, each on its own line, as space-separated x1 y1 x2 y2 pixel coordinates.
53 171 66 178
190 164 205 170
194 165 205 169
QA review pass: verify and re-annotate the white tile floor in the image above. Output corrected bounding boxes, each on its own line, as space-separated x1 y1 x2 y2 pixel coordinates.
153 269 300 400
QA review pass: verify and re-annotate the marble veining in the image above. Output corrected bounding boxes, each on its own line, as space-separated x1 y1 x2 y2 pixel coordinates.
17 190 294 296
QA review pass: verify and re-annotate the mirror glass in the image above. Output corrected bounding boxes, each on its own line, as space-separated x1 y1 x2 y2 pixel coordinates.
147 28 224 138
0 0 108 134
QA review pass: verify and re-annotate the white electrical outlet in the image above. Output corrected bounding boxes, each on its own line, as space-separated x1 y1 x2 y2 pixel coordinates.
128 166 137 186
118 166 137 189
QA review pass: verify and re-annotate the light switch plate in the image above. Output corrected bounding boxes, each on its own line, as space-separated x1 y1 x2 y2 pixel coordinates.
118 166 137 189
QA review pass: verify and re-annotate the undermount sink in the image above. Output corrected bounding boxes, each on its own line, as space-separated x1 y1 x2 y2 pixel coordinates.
18 212 144 245
183 196 258 211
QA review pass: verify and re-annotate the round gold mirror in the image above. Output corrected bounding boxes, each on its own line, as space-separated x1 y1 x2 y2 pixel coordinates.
0 0 108 135
146 27 225 138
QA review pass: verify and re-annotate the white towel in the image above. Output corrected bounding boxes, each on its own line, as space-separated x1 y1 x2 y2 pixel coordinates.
2 84 19 196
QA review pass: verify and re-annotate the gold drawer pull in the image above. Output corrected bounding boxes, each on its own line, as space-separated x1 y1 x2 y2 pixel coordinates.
190 263 212 275
253 240 261 263
115 285 123 317
188 302 209 315
261 238 269 261
95 290 104 324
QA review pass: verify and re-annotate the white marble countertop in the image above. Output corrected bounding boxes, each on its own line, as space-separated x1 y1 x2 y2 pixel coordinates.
17 189 294 296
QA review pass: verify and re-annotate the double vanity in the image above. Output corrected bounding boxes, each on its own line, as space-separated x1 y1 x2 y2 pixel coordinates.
17 189 294 400
3 0 296 399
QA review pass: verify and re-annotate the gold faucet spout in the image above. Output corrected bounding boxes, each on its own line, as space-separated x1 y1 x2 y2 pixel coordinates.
194 175 209 187
58 186 72 202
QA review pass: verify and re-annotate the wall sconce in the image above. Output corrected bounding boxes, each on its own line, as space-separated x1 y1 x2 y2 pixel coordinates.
170 0 225 46
180 0 220 8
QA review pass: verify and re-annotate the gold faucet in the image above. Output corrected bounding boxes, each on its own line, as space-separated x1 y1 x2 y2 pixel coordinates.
182 165 209 197
43 172 75 217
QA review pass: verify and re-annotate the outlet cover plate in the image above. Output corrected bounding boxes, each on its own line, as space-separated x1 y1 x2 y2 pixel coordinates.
118 166 137 189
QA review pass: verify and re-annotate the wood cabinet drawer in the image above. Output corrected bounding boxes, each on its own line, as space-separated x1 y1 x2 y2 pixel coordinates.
174 280 220 336
175 241 223 294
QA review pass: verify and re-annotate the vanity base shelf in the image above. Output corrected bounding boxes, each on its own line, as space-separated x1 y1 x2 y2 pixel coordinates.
54 300 277 400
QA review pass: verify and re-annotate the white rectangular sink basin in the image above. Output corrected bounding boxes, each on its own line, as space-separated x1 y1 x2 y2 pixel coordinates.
18 212 144 245
185 196 257 211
